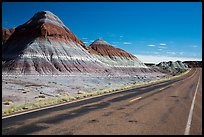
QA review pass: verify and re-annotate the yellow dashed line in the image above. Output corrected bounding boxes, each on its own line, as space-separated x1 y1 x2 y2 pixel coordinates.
159 87 166 90
128 69 197 104
129 97 142 103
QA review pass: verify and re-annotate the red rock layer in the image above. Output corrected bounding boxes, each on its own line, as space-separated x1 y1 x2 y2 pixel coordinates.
3 11 85 50
39 23 84 45
6 22 85 47
2 28 15 45
2 11 87 57
88 39 136 59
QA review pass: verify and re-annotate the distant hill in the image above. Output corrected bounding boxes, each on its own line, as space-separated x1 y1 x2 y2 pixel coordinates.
183 61 202 68
148 61 189 76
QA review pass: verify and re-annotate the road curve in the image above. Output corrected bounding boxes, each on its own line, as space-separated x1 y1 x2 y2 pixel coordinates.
2 68 202 135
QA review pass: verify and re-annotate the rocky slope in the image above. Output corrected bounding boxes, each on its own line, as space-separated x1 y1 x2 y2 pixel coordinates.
2 28 15 45
156 61 188 75
2 11 151 75
87 38 151 75
2 11 108 74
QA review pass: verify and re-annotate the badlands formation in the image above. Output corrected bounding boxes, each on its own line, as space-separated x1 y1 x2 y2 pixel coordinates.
87 38 152 75
2 11 171 110
2 11 151 76
2 11 105 74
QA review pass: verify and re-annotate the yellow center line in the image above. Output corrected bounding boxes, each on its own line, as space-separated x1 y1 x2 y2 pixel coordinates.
159 87 166 90
129 97 142 103
127 69 197 104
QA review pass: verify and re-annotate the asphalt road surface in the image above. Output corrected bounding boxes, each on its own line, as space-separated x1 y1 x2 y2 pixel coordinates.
2 68 202 135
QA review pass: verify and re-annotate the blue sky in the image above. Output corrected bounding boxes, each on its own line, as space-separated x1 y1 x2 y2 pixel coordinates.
2 2 202 63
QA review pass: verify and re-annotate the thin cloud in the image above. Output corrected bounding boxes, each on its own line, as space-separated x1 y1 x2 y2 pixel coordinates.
166 51 185 56
158 46 167 49
136 54 202 64
159 43 166 46
191 45 198 48
119 36 124 38
147 44 156 47
166 51 176 55
123 42 132 45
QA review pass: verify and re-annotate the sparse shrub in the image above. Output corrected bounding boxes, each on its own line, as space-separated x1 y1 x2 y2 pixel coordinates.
77 90 86 94
22 106 29 110
3 100 12 105
38 95 46 98
75 96 80 99
22 91 27 94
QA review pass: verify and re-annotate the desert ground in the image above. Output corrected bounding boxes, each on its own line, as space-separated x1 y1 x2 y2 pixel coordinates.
2 72 166 110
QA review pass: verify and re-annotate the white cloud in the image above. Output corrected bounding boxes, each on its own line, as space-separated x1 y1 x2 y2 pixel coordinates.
165 51 184 55
159 43 166 46
83 42 89 44
191 45 198 48
158 49 163 51
147 44 156 47
90 40 94 42
136 54 202 64
123 42 132 45
158 46 167 49
166 51 176 55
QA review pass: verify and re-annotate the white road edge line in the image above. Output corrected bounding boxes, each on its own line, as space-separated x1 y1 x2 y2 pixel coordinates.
184 75 200 135
2 84 144 120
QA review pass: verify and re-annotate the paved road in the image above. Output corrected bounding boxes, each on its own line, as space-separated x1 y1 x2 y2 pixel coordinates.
2 68 202 135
